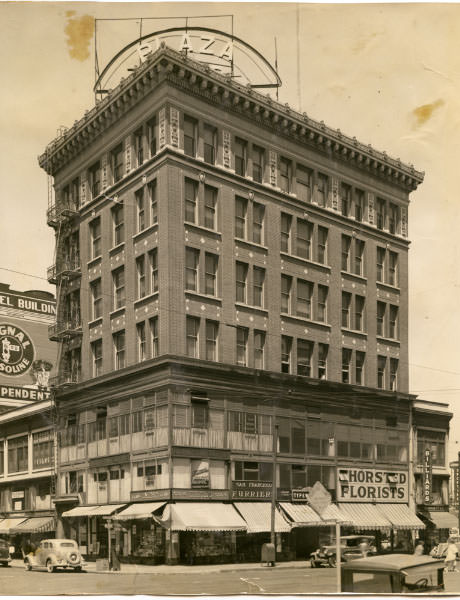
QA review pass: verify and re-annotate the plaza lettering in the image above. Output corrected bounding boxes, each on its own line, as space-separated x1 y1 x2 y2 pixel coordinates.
138 33 233 64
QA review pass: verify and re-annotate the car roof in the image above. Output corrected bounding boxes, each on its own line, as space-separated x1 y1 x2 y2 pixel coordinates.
340 535 375 540
341 553 445 572
41 539 76 543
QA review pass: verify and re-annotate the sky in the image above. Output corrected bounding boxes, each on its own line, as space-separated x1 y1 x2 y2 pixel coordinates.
1 2 459 458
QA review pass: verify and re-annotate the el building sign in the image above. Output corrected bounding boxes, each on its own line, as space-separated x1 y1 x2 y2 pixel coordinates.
337 467 408 503
423 448 432 505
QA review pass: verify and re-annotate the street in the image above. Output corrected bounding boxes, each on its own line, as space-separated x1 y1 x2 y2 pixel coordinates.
0 563 460 595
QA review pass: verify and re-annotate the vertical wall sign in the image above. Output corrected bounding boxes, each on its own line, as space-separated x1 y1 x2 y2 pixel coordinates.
158 108 166 149
367 193 375 226
401 206 408 237
101 153 108 190
222 130 231 169
269 151 278 187
331 177 339 211
423 447 432 505
170 107 179 148
124 136 132 174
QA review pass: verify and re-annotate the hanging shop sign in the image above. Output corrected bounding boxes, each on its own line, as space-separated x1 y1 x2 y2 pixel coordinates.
337 467 408 503
291 489 310 502
0 292 55 316
191 459 209 489
232 480 272 500
0 324 34 376
423 448 432 505
456 453 460 509
308 482 331 515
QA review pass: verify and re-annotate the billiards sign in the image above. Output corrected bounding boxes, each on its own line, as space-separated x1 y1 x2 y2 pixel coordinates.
0 323 34 376
423 448 432 505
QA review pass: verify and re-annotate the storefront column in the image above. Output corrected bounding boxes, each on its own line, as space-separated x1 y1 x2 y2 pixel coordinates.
56 515 65 538
165 529 179 565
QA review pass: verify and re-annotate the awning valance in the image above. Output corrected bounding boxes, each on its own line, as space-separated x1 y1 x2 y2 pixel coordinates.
62 504 126 518
10 517 55 534
377 504 425 530
339 504 392 531
279 502 324 527
159 503 247 532
234 502 291 533
0 518 28 534
112 502 166 520
425 511 458 530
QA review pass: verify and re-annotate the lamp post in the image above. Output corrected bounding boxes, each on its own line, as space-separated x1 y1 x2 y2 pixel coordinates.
270 424 279 565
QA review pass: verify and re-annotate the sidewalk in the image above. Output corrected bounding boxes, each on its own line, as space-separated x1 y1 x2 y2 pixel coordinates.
11 558 309 575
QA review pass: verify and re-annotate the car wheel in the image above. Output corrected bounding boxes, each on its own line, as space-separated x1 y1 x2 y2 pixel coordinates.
74 566 82 572
310 558 317 568
328 555 337 568
46 560 55 573
25 560 32 572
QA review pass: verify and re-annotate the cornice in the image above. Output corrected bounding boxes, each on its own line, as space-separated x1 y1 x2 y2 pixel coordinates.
38 45 424 191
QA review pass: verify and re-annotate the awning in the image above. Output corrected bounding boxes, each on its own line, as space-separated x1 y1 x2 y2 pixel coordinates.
376 504 425 530
234 502 291 533
62 504 126 518
339 504 392 531
159 503 247 532
9 517 55 534
425 511 459 530
90 504 126 516
112 502 166 520
0 517 28 534
320 504 353 525
279 502 324 527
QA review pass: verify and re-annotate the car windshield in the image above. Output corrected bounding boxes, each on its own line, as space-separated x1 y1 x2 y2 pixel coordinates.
351 572 393 593
59 543 76 547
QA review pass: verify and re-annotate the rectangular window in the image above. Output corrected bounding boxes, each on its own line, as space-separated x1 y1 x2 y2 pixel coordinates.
317 285 328 322
355 189 364 222
377 198 386 230
317 226 328 264
389 305 399 339
134 128 143 167
377 247 386 283
318 343 328 379
236 262 248 303
112 204 124 246
148 180 157 226
281 336 292 373
89 218 101 259
205 253 218 296
88 161 101 199
147 116 156 157
252 202 265 244
388 251 398 286
149 248 158 293
354 239 365 276
205 320 218 361
112 267 125 310
281 274 292 313
342 292 352 328
113 330 126 370
280 213 292 253
342 235 351 271
296 219 313 260
296 164 312 202
92 339 103 377
203 124 217 165
356 351 365 385
297 339 313 376
136 255 146 299
390 358 398 391
254 330 265 369
185 178 198 223
8 436 28 473
377 301 386 337
150 317 159 358
186 316 200 358
377 355 387 389
296 279 313 319
137 322 146 361
70 177 80 209
111 143 124 183
191 400 209 429
341 183 352 216
185 247 199 292
355 295 365 331
279 157 292 193
389 203 399 234
236 327 248 366
33 430 53 469
184 115 197 157
91 278 102 320
253 266 265 307
136 188 145 232
235 197 247 239
234 137 247 176
204 186 217 230
317 173 328 207
252 145 264 183
342 348 352 383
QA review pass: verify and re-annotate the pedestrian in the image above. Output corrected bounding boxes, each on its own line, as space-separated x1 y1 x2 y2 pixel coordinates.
413 541 424 556
444 538 458 572
359 538 370 558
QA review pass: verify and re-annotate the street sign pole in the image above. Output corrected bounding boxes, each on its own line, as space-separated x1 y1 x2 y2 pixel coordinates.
457 453 460 534
336 520 341 593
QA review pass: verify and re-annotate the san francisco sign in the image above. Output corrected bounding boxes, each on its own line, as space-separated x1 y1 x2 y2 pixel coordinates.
337 467 408 503
0 324 34 376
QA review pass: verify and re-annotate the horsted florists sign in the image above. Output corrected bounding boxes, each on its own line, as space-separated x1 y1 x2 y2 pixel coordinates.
337 467 408 503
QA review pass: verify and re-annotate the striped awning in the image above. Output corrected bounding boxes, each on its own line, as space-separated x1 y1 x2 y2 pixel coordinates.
339 504 392 531
9 517 55 534
0 517 28 534
320 503 352 525
279 502 324 527
62 504 125 518
234 502 291 533
425 511 458 530
377 504 425 530
112 502 166 520
159 503 247 532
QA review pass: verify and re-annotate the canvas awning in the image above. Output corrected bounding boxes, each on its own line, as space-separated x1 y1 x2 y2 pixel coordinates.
0 517 28 534
62 504 126 518
425 511 458 530
339 503 392 530
234 502 291 533
159 503 247 532
278 502 324 527
319 503 352 525
112 502 166 520
376 504 425 530
9 517 55 534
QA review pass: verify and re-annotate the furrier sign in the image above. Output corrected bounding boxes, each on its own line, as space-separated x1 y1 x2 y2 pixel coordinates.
337 467 408 503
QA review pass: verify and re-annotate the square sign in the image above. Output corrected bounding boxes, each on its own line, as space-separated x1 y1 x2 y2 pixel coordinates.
308 481 331 515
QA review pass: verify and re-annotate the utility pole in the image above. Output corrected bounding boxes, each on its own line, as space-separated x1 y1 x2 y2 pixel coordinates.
270 424 279 564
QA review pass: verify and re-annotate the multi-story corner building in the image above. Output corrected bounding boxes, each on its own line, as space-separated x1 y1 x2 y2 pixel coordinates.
39 29 430 564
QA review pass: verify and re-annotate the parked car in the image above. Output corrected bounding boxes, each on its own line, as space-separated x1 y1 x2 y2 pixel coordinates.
310 535 377 568
341 554 445 593
0 538 12 567
24 539 86 573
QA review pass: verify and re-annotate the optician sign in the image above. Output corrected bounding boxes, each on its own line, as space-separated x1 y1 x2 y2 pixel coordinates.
423 448 432 505
337 467 408 503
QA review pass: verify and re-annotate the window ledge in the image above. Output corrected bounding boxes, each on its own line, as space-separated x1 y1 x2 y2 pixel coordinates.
110 306 126 318
235 238 268 252
280 313 331 329
134 292 159 307
236 302 268 315
377 281 401 293
132 223 158 242
185 290 222 303
341 327 368 338
109 242 125 256
87 256 102 269
376 336 400 345
341 270 368 283
185 222 222 237
280 252 330 271
88 316 103 327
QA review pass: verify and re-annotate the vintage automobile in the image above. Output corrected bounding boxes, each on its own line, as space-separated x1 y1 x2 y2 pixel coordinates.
310 535 377 568
341 554 445 593
0 538 12 567
24 539 86 573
